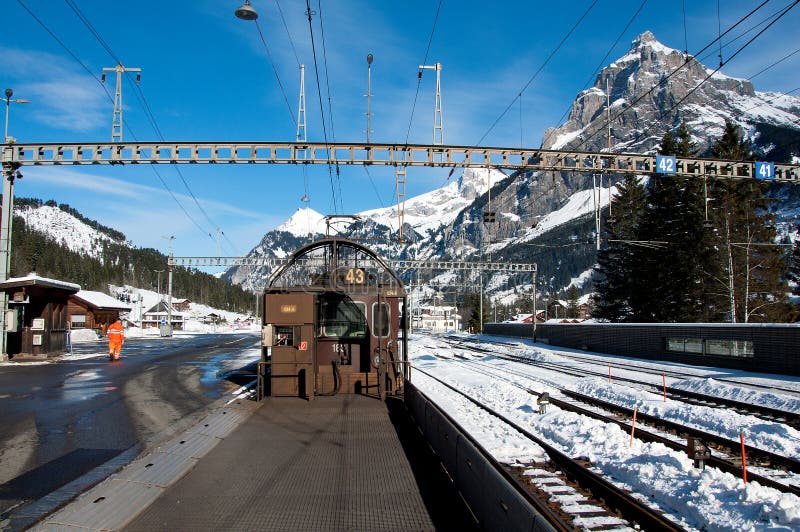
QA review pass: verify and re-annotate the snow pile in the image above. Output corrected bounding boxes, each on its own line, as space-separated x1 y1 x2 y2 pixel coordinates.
70 329 99 343
410 333 800 530
673 378 800 415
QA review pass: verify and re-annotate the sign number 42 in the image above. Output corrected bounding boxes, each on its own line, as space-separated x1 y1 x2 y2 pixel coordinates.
656 155 676 174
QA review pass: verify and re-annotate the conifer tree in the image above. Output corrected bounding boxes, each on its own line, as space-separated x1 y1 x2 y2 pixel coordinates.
638 122 708 321
706 120 788 322
592 174 647 321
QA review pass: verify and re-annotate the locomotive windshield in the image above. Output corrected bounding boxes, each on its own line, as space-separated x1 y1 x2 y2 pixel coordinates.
320 295 367 338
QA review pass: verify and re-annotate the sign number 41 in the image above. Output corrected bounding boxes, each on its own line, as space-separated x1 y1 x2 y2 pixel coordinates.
755 161 774 180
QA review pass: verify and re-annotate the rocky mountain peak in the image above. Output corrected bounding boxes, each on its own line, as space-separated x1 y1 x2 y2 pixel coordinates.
542 31 792 154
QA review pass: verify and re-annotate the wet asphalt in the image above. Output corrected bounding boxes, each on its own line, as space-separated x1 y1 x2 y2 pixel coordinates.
0 333 260 525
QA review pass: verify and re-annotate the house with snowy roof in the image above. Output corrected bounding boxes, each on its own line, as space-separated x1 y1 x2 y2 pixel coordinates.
142 300 186 330
68 290 132 333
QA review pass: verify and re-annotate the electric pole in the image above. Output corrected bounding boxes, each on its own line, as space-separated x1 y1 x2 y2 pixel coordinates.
366 53 373 143
101 64 141 142
419 62 444 146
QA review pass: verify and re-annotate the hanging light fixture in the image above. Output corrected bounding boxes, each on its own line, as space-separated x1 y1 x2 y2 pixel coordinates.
235 0 258 20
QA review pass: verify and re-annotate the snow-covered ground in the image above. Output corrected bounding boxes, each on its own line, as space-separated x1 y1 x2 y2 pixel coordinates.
410 333 800 531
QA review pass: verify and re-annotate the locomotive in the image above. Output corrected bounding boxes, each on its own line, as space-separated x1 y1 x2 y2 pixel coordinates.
260 238 408 399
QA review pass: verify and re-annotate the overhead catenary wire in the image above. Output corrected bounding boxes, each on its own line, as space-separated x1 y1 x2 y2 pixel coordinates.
404 0 444 146
22 0 217 245
316 0 343 213
568 0 774 153
660 1 799 131
63 0 226 243
476 0 599 146
304 0 339 214
553 0 649 129
274 0 301 67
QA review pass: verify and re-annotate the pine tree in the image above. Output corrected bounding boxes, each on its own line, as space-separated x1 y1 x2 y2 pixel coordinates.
705 120 788 322
566 285 579 319
639 122 708 322
592 174 648 321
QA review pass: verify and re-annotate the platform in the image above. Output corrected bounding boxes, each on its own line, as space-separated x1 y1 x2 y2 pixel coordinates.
119 394 473 531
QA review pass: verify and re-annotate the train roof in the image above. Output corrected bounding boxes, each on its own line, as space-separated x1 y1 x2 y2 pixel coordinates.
267 238 406 296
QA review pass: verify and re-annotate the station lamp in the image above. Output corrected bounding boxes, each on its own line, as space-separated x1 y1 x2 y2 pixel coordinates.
235 0 259 20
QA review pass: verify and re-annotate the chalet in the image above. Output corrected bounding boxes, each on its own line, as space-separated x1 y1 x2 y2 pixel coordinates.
0 274 79 359
69 290 132 333
412 305 461 333
142 300 186 330
172 298 191 312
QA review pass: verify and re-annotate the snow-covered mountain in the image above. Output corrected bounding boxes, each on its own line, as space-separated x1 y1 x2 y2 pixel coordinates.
16 203 129 259
542 31 800 155
227 31 800 301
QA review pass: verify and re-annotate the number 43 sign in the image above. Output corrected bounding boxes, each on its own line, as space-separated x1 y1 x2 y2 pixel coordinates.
755 161 774 180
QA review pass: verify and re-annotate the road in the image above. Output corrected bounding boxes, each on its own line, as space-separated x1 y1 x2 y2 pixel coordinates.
0 332 260 524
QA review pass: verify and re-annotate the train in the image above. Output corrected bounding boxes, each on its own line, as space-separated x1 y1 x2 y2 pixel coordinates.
259 238 408 399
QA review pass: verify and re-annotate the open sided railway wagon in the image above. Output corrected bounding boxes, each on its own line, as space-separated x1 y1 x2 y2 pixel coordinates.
259 238 408 399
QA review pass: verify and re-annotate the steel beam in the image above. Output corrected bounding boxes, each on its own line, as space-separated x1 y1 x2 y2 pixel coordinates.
168 256 536 273
4 141 798 182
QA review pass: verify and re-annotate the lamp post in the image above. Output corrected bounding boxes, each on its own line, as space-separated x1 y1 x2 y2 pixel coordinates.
3 88 30 143
0 89 28 360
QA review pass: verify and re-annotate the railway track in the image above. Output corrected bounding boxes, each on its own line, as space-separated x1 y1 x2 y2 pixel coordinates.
471 334 800 399
444 335 800 428
436 349 800 496
413 365 684 531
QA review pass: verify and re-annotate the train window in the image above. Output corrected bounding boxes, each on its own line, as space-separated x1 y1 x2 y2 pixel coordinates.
373 302 390 338
320 297 367 338
274 326 294 346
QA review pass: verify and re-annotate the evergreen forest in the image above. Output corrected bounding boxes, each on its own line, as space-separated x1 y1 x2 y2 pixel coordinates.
9 198 255 314
592 120 798 323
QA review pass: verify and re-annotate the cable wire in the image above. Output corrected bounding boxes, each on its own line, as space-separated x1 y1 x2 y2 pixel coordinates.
477 0 599 146
253 20 298 127
55 0 220 245
553 0 648 129
274 0 301 66
316 0 342 212
305 0 338 214
404 0 444 146
568 0 773 152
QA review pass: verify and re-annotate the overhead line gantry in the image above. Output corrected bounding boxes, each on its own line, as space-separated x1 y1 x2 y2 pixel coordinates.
3 141 798 182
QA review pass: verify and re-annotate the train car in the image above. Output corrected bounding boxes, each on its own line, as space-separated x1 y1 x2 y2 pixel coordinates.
260 238 407 399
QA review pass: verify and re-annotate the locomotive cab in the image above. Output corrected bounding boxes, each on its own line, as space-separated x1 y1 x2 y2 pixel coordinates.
260 238 407 400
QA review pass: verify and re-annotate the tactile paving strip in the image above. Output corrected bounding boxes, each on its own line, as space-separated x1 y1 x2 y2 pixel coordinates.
33 401 259 531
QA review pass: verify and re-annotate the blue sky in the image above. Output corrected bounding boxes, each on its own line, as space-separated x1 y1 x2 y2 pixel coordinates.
3 0 799 259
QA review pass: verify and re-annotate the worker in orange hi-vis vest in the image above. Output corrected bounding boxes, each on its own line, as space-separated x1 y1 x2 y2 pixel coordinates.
107 319 125 361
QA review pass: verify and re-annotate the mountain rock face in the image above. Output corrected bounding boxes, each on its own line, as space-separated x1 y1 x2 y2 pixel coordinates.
542 31 800 154
227 31 800 300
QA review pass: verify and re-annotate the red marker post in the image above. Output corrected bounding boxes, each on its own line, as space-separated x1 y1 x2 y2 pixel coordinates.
740 432 748 484
608 364 612 384
662 373 667 402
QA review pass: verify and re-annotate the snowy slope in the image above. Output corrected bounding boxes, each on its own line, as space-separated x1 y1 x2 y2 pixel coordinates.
17 205 124 259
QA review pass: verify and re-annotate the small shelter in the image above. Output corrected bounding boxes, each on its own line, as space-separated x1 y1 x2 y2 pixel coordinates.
0 274 80 359
68 290 132 334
